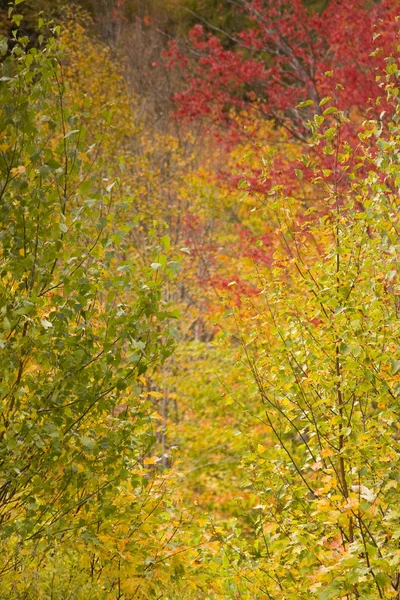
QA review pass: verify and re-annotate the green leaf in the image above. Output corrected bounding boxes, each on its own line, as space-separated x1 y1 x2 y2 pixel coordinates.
167 261 181 274
322 107 338 116
319 96 333 107
392 360 400 375
296 99 314 108
0 35 8 57
63 129 80 139
160 235 170 251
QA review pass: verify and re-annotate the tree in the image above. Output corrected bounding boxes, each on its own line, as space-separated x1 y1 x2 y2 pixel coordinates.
166 0 399 143
215 53 400 599
0 8 179 595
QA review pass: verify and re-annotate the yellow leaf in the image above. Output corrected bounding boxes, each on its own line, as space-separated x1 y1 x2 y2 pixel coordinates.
148 391 163 399
311 461 322 471
150 411 163 420
11 165 25 176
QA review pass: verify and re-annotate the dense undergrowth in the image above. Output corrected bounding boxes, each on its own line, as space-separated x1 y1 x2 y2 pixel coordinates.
0 1 399 598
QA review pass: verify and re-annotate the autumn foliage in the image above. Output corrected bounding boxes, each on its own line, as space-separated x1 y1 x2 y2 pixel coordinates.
167 0 399 139
0 0 399 598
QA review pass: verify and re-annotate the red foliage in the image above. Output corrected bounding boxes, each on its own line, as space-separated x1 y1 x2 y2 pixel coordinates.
166 0 399 141
212 275 260 300
165 1 399 305
234 226 274 266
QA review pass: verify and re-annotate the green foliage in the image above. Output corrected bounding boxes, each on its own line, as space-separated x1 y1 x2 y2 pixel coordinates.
0 9 178 590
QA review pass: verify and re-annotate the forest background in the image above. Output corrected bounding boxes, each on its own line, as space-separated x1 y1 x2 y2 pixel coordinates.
0 0 399 598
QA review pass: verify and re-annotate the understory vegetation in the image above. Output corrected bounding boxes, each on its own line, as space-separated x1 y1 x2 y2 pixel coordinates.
0 1 399 598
